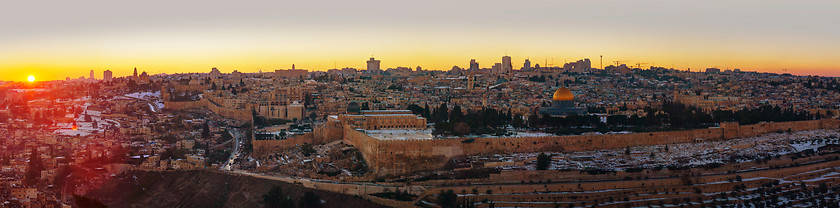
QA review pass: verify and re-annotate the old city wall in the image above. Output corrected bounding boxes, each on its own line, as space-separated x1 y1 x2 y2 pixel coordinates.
343 126 384 172
162 97 251 122
349 119 840 176
252 133 314 156
251 125 345 157
172 84 207 92
204 98 252 122
160 85 207 101
162 100 208 110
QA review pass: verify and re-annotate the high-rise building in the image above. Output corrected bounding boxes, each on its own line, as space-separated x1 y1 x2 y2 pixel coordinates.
469 59 479 71
502 56 512 74
133 67 138 78
524 59 531 70
367 57 381 73
103 70 113 82
90 70 95 80
563 59 592 73
492 63 502 75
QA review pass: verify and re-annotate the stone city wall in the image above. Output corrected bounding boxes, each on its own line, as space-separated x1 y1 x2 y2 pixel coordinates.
205 98 252 122
251 122 345 157
160 85 207 101
163 100 208 110
347 119 840 176
162 96 252 122
172 84 207 92
252 133 314 156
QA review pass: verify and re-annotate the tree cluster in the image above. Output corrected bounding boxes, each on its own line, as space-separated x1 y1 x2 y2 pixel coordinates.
262 186 324 208
410 104 515 136
530 102 817 135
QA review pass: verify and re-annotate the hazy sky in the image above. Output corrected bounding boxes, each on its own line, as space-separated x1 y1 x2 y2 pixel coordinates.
1 0 839 81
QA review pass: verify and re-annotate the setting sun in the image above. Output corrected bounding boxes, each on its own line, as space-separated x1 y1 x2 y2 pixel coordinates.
27 75 35 82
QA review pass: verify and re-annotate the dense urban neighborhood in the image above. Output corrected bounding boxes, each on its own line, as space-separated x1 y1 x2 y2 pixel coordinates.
2 60 840 207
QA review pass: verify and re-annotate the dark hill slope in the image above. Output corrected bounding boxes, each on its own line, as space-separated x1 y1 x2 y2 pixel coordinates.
85 170 385 208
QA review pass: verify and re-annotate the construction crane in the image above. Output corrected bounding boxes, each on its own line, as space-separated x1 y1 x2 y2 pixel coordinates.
635 62 649 69
613 60 628 66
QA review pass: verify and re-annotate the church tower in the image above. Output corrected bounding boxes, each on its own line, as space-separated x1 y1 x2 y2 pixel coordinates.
467 75 475 91
673 86 680 103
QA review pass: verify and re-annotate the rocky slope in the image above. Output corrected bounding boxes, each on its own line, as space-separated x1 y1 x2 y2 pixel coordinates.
85 170 386 208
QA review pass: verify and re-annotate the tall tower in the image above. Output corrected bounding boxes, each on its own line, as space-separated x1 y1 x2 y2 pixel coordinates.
103 70 113 82
524 59 531 70
133 67 138 78
600 55 603 69
467 75 475 91
673 85 680 103
90 70 95 80
367 57 381 73
502 56 512 74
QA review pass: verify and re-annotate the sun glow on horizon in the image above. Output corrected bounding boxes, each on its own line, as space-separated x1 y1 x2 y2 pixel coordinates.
27 75 35 82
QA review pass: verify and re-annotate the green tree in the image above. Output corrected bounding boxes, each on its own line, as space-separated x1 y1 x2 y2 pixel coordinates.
24 148 44 186
536 153 551 170
423 104 431 119
298 191 324 208
202 121 210 139
453 122 471 136
301 144 315 157
512 114 524 128
431 103 450 123
407 104 425 115
262 186 295 208
450 105 464 123
438 190 457 208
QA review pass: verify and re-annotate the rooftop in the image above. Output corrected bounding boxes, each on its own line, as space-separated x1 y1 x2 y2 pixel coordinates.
362 129 434 140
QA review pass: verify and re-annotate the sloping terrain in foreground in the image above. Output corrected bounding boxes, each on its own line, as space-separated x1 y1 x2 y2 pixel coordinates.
85 170 386 208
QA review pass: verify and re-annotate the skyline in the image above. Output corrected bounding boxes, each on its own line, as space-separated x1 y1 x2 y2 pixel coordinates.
3 0 840 81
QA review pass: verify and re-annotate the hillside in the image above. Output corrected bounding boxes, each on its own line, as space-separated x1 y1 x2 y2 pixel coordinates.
84 170 386 208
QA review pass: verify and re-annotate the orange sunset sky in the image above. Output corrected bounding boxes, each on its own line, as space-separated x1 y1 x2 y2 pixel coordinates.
1 0 839 81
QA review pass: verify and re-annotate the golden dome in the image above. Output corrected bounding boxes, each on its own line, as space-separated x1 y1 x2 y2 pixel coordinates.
552 87 574 101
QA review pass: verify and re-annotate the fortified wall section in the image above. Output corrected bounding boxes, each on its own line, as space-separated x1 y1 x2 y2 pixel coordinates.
160 85 207 101
350 119 840 176
162 100 207 110
252 133 314 156
251 123 344 157
162 97 252 122
204 97 252 121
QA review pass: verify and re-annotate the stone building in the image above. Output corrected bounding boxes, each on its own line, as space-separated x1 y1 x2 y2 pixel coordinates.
339 110 426 130
539 87 587 116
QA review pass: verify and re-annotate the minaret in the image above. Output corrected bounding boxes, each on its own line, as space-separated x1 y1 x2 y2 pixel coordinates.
673 85 679 103
467 75 475 91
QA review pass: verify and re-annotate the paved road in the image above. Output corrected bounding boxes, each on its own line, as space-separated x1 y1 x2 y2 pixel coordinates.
116 95 160 113
221 128 244 171
228 170 427 196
